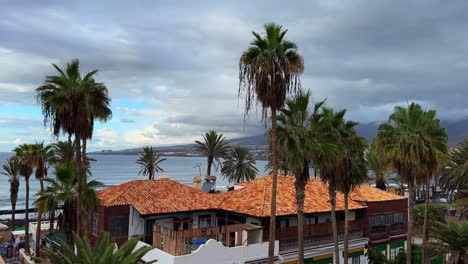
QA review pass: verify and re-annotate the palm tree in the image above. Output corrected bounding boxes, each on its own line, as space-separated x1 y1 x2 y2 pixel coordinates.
2 157 21 230
136 146 167 180
375 103 448 264
53 141 75 167
221 146 258 183
335 125 368 264
239 23 303 263
430 221 468 264
276 91 336 263
13 143 35 254
36 59 112 237
29 142 56 257
440 137 468 217
195 131 230 176
40 232 156 264
366 146 393 190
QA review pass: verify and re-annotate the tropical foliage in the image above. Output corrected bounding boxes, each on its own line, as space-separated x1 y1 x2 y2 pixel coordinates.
239 23 303 263
366 146 397 191
36 59 112 236
40 232 156 264
440 137 468 219
195 130 230 176
275 90 336 263
2 157 21 230
375 103 448 264
13 143 36 254
221 146 258 183
136 146 167 180
430 221 468 264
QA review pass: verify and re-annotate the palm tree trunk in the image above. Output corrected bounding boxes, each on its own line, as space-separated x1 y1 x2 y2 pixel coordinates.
422 178 430 264
49 210 55 234
75 136 83 237
11 203 16 231
329 186 339 264
207 156 213 176
24 177 30 254
268 106 278 264
295 176 306 264
407 179 415 264
64 201 74 248
35 179 45 257
82 139 90 236
344 192 350 264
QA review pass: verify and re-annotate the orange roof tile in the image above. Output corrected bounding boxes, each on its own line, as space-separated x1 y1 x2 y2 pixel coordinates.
350 184 407 202
219 175 366 217
97 178 221 215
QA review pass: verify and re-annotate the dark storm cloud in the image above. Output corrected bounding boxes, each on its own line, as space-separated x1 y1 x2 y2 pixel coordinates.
1 0 467 148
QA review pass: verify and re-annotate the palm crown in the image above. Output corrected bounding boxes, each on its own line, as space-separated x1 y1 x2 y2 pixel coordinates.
239 23 303 118
195 131 230 176
136 146 167 180
221 146 258 183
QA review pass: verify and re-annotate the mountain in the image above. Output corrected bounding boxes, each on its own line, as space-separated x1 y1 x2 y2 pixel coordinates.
93 119 467 155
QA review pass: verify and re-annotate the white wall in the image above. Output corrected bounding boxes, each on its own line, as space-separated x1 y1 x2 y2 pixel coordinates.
138 239 280 264
128 206 144 238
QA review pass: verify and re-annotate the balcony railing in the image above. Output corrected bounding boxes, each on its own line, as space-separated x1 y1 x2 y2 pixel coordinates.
153 223 263 256
263 220 363 252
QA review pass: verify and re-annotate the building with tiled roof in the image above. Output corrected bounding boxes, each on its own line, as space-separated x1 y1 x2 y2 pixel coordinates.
98 178 221 215
218 175 366 217
90 175 408 264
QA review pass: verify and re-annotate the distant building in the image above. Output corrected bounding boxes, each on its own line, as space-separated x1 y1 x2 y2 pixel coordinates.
90 175 407 264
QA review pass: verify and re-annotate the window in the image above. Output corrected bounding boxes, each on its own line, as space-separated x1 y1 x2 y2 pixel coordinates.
369 212 406 235
108 215 129 238
91 212 99 236
305 215 318 225
279 218 289 228
198 215 212 228
390 247 403 259
371 225 386 235
349 256 360 264
390 222 404 232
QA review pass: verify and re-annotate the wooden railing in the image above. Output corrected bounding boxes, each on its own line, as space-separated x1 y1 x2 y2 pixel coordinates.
262 220 363 251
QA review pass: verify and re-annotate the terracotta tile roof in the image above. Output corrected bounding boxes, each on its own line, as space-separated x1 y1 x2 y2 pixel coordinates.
350 184 407 202
97 178 221 215
219 175 366 217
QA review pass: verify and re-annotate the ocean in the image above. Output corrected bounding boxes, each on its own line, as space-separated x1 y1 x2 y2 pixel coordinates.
0 153 268 212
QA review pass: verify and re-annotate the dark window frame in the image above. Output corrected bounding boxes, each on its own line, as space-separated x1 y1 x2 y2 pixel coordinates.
108 215 129 238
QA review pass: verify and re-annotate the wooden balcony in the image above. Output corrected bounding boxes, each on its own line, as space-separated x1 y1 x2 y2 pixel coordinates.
152 223 263 256
263 220 363 252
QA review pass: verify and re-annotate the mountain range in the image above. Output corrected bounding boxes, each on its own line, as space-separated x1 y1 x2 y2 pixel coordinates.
94 118 467 156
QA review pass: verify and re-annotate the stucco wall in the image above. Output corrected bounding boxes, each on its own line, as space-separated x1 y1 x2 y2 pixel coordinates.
138 239 280 264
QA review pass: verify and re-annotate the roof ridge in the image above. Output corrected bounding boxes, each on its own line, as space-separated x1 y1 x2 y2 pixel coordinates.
106 180 138 205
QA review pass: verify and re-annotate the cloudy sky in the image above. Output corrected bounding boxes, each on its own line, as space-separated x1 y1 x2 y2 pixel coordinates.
1 0 467 151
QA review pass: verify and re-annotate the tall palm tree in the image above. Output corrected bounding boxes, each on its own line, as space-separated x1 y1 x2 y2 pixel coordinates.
36 59 112 237
38 164 77 247
430 221 468 264
221 146 258 183
375 103 448 264
29 142 56 257
13 143 35 254
2 157 21 230
366 146 392 190
318 107 357 264
136 146 167 180
276 91 336 264
195 131 230 176
335 124 368 264
239 23 303 263
40 233 156 264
